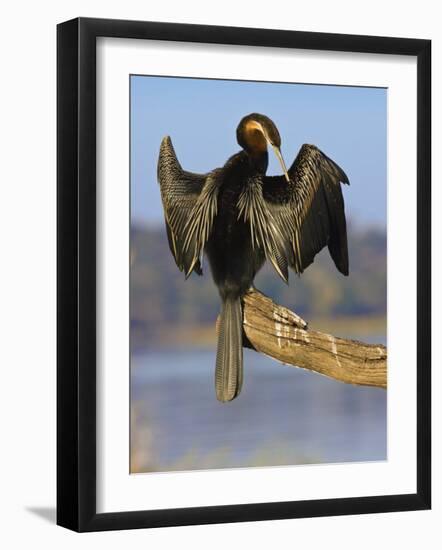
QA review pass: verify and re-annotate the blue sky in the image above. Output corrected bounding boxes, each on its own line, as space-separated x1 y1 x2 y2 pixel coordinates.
131 76 386 227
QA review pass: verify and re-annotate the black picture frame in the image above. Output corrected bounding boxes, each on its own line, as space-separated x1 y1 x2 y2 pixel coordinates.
57 17 431 532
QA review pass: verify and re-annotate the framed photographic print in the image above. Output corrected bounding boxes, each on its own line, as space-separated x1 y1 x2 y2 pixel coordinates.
57 17 431 532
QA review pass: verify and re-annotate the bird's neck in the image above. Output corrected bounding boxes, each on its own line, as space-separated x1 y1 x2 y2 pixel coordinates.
245 149 269 176
224 150 269 180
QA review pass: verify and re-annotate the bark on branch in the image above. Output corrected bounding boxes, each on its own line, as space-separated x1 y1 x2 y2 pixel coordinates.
241 289 387 389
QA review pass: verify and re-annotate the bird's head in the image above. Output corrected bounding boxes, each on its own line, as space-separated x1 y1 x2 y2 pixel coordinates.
236 113 290 182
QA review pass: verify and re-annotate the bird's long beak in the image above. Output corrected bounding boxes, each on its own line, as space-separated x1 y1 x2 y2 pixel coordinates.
271 145 290 183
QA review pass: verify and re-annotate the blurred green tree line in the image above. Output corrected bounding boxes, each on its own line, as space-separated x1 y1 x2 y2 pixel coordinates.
131 222 386 348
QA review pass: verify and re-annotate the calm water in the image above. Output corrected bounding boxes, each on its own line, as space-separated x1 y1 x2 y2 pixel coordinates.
131 345 387 473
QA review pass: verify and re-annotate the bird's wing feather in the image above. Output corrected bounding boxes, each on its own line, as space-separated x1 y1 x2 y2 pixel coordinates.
237 175 289 283
263 144 349 275
157 136 219 277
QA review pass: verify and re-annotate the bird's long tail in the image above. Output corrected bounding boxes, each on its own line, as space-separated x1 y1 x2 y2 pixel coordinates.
215 297 243 402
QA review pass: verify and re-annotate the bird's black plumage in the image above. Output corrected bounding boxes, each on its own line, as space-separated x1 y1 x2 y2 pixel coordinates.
157 113 349 402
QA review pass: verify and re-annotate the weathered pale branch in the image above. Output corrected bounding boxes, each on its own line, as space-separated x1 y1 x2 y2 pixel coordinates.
241 289 387 389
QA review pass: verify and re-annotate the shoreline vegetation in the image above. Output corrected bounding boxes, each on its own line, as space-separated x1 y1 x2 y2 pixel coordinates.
132 315 386 351
131 222 386 351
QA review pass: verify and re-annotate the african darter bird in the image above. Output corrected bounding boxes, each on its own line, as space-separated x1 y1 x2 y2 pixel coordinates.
157 113 349 402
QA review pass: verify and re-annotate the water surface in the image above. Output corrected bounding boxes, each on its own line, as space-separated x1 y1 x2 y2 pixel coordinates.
131 345 387 473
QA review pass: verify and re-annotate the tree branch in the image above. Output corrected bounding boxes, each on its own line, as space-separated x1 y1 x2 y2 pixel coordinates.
241 289 387 389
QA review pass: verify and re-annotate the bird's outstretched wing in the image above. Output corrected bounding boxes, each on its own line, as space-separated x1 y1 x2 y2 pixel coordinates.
157 136 220 277
262 144 350 276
